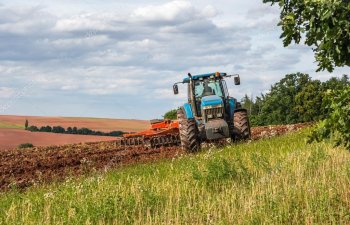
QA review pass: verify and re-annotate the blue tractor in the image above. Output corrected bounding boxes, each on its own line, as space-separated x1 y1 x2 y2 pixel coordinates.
173 72 251 151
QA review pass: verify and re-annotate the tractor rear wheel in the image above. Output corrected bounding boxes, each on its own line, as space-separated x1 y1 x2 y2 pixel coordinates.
232 110 251 141
177 108 200 152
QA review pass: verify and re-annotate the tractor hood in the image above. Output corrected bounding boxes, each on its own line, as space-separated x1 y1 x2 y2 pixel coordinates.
201 95 223 108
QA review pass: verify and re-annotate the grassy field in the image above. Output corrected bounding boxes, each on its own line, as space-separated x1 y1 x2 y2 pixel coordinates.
1 130 350 224
0 122 23 129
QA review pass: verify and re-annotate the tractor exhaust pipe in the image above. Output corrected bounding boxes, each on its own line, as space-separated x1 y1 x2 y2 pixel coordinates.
188 73 198 117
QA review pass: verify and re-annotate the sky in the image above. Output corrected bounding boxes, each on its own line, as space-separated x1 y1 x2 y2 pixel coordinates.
0 0 349 119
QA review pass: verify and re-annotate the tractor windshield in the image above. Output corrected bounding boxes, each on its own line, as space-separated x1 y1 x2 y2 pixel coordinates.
194 79 223 98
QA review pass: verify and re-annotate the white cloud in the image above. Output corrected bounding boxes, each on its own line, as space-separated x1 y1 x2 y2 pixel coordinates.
53 14 118 32
0 6 55 35
201 5 218 18
0 87 15 99
132 1 196 23
50 35 110 49
0 0 346 119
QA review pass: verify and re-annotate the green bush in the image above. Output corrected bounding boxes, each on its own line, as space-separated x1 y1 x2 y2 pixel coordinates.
52 126 66 133
26 126 39 132
309 87 350 150
39 126 52 132
18 143 34 149
163 109 177 120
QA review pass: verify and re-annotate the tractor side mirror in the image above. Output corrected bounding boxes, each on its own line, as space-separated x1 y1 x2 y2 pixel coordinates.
234 76 241 85
173 84 179 95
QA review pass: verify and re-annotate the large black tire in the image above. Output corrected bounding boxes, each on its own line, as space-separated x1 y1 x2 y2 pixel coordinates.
232 110 251 141
177 108 200 152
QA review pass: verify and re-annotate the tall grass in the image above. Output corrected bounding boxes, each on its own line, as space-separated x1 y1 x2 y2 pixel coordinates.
1 130 350 224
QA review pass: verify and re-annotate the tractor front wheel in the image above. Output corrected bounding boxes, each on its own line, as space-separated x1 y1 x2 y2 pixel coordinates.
232 109 251 141
177 108 200 152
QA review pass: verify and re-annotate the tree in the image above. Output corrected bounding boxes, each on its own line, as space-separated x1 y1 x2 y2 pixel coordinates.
27 126 39 132
24 119 29 130
322 75 350 91
45 126 52 132
241 94 263 127
294 80 324 122
78 128 92 135
249 95 266 127
263 0 350 72
109 131 125 137
52 126 65 133
163 109 177 120
251 96 264 116
66 127 73 134
259 73 312 125
72 127 78 134
38 126 52 132
309 87 350 150
241 94 254 116
321 75 350 116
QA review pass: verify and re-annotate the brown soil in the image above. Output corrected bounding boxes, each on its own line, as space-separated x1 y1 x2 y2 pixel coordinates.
0 129 118 150
0 142 183 191
0 123 311 191
251 123 311 140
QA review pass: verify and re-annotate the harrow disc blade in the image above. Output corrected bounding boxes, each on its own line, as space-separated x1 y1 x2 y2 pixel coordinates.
119 134 180 148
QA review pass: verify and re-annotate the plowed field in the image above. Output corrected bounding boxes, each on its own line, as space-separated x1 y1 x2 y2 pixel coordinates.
0 115 149 132
251 123 311 140
0 115 150 150
0 123 310 191
0 129 119 150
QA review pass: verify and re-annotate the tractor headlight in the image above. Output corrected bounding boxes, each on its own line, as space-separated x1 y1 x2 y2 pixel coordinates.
207 114 214 119
217 113 223 118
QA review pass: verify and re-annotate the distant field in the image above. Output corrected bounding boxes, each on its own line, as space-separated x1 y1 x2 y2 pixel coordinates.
0 129 118 150
0 115 149 132
0 115 150 150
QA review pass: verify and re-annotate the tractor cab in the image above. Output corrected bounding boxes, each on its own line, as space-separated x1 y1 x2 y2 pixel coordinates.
174 72 240 120
191 74 229 118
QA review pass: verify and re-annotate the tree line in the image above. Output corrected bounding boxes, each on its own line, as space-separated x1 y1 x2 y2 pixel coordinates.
25 124 125 137
241 73 349 127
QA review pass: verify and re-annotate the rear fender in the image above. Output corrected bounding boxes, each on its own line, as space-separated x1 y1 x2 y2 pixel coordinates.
228 98 235 118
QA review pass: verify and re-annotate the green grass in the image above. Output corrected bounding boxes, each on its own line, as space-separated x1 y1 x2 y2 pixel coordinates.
0 122 23 129
1 130 350 224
